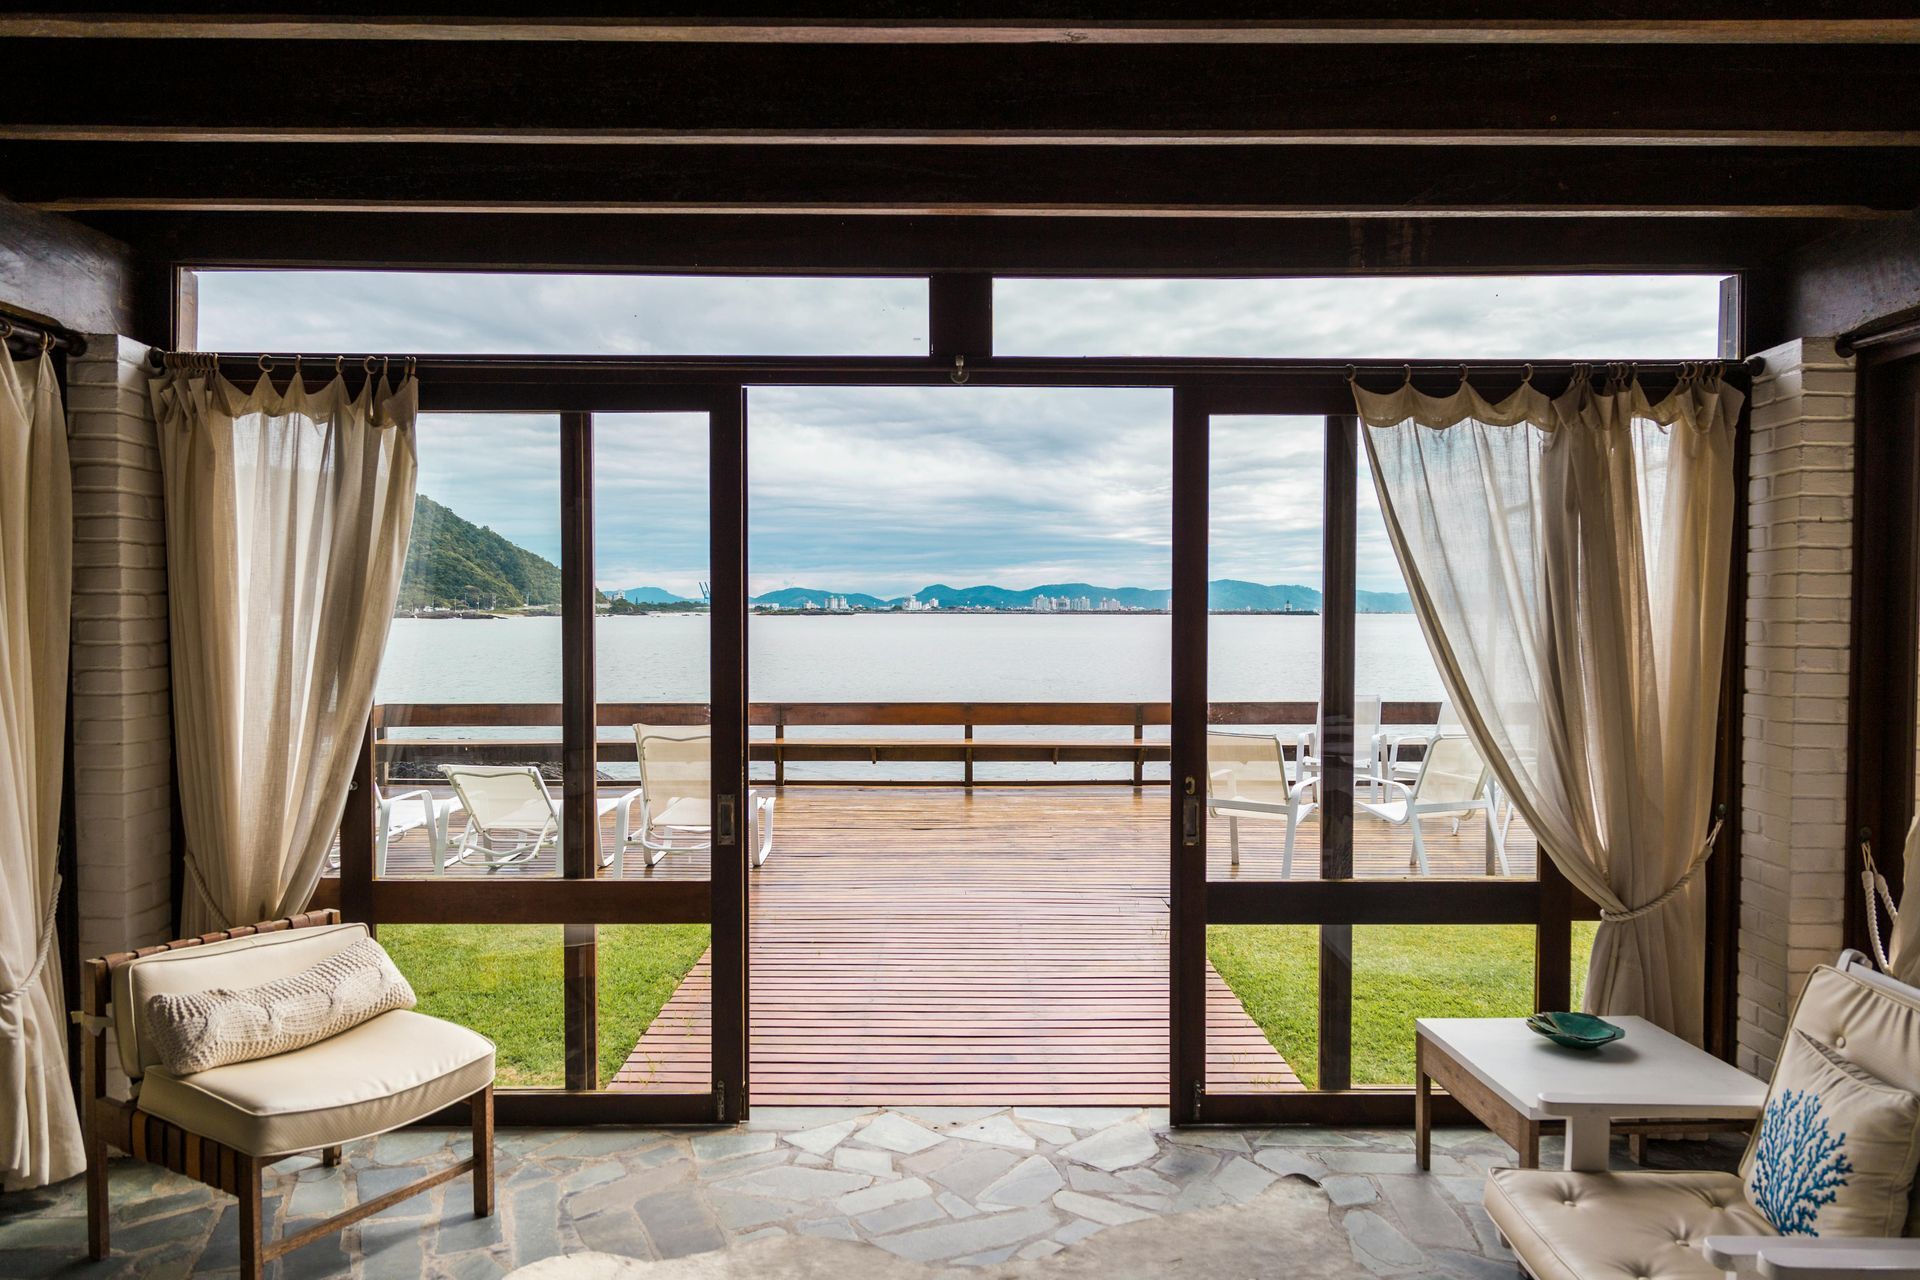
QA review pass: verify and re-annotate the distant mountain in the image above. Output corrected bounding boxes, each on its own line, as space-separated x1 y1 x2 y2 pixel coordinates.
1356 589 1414 614
397 494 563 611
749 580 1413 612
612 586 696 605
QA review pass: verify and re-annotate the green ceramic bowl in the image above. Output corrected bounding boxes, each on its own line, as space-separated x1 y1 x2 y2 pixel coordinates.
1527 1012 1626 1050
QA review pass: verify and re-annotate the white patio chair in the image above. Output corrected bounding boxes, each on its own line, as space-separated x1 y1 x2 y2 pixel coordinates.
1206 730 1318 877
1380 695 1465 784
439 764 638 873
1355 733 1494 875
326 782 464 876
1296 693 1386 796
614 724 776 873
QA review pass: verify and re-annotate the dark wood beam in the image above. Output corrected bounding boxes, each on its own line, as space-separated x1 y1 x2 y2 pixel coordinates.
1746 210 1920 347
0 197 152 336
4 40 1917 146
83 210 1824 276
11 143 1914 219
8 8 1919 45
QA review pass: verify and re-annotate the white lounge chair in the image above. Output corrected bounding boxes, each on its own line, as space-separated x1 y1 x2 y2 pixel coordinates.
326 782 464 876
615 724 775 873
1206 729 1318 876
1297 693 1387 795
1355 734 1493 874
1380 695 1465 784
439 764 637 873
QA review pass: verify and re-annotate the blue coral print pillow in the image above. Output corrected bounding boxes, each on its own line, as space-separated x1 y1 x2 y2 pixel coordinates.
1742 1031 1920 1236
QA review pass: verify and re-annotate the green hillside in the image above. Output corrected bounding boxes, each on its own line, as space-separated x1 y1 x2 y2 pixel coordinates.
396 494 563 611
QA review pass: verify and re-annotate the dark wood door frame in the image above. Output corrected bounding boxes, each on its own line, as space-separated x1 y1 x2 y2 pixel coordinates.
1845 339 1920 959
295 355 1748 1126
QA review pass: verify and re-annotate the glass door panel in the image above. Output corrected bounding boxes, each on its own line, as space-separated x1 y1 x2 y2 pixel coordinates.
367 412 564 882
591 411 716 1096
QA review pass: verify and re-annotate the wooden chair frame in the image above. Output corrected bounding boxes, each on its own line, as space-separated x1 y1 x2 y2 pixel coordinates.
80 908 494 1279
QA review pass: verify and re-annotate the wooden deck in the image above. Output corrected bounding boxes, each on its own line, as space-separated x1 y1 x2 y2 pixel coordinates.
357 784 1535 1104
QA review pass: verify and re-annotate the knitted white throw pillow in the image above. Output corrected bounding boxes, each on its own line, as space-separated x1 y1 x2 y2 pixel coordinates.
144 937 417 1075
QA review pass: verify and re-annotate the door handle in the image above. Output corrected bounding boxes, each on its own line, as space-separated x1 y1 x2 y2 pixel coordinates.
1182 793 1201 847
717 795 737 845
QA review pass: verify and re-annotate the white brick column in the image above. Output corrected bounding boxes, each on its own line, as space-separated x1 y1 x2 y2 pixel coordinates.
1738 336 1856 1078
67 336 172 1091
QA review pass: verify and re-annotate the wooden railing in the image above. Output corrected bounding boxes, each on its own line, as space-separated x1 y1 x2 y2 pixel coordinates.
374 700 1443 787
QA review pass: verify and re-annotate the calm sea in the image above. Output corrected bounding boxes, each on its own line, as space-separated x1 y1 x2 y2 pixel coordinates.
377 612 1446 705
379 613 1444 783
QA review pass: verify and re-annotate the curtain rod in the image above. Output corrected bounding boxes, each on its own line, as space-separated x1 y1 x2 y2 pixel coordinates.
1 315 85 357
151 350 1764 378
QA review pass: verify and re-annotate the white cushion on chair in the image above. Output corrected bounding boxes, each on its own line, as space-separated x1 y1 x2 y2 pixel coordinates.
1485 1167 1771 1280
138 1009 494 1157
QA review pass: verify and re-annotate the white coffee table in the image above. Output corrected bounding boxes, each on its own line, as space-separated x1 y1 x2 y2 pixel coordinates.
1415 1016 1768 1171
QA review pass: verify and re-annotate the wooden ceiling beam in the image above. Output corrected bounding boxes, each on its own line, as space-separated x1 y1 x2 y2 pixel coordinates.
8 9 1919 45
10 143 1915 219
4 40 1916 147
81 210 1819 275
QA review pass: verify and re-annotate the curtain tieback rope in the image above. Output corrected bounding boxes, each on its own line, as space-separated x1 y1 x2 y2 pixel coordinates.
0 874 61 1002
181 849 234 932
1597 809 1726 925
1860 833 1900 971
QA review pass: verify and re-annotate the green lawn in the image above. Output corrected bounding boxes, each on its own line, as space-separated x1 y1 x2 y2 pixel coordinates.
1207 922 1600 1088
380 924 710 1087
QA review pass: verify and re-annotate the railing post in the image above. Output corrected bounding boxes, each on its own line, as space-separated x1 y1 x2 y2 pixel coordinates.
1133 704 1146 790
774 706 785 789
963 704 974 791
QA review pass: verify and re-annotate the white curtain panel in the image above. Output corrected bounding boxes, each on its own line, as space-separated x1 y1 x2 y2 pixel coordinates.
150 368 418 933
1354 371 1742 1042
0 351 81 1189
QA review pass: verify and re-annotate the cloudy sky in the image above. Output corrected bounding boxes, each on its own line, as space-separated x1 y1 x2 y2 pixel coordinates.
197 271 1722 598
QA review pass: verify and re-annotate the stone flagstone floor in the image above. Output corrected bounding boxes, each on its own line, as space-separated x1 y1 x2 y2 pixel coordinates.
0 1107 1743 1280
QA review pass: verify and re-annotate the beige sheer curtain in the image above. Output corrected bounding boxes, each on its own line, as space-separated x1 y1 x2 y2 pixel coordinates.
0 350 81 1189
1354 370 1742 1042
151 367 417 933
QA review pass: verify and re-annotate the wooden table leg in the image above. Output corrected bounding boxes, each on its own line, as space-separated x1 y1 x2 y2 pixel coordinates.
1520 1120 1541 1169
1415 1036 1432 1171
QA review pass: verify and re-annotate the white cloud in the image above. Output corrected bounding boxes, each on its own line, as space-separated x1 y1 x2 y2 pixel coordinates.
202 272 1721 597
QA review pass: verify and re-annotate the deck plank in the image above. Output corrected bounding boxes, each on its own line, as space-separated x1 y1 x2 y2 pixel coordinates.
351 783 1535 1103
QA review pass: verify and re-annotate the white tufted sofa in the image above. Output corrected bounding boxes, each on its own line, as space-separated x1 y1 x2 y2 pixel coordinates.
1484 952 1920 1280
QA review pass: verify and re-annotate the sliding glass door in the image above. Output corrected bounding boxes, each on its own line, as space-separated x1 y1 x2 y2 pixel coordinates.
338 383 749 1124
1169 385 1580 1125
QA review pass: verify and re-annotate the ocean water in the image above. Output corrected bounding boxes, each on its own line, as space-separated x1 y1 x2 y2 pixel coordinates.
377 613 1446 781
377 612 1446 706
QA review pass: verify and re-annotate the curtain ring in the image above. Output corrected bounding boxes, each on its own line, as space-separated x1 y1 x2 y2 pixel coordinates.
363 355 379 374
258 353 275 372
1459 363 1470 386
335 354 344 376
42 332 53 353
0 319 12 340
1522 363 1534 385
1343 364 1357 383
1402 364 1412 385
293 353 303 386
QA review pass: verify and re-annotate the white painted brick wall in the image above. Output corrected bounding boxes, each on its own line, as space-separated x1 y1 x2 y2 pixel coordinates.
1739 337 1855 1079
67 335 171 1095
